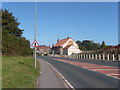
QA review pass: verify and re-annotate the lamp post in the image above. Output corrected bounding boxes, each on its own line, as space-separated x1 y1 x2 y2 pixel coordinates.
34 0 37 68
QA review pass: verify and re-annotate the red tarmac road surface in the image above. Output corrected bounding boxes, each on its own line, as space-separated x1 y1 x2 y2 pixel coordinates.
51 58 120 79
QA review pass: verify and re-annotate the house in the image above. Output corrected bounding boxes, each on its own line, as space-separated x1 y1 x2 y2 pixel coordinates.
52 37 82 55
36 45 50 55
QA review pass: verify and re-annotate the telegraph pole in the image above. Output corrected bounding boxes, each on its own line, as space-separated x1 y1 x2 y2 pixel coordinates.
34 0 37 68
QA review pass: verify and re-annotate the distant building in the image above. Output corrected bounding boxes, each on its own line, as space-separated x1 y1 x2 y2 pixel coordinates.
36 45 50 55
95 45 120 55
103 46 120 53
105 46 120 50
52 37 82 55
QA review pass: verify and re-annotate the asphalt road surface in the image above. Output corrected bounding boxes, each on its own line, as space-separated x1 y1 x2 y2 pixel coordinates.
38 56 120 89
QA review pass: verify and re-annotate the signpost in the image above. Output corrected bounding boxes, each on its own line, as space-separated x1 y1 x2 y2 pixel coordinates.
31 40 39 68
31 40 39 47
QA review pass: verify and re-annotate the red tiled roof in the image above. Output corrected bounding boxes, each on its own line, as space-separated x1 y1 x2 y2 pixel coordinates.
54 38 71 47
37 45 50 49
106 46 120 49
63 45 72 49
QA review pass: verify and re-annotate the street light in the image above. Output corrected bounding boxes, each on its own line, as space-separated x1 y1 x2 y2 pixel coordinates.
34 0 37 68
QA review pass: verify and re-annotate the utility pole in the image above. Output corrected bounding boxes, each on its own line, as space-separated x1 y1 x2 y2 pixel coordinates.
34 0 37 68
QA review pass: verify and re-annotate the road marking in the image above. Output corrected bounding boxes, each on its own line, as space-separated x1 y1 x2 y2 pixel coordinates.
46 61 75 89
106 74 120 79
108 74 120 75
91 69 120 70
51 58 120 80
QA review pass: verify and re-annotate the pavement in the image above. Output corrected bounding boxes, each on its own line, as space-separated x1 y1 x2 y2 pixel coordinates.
37 58 69 88
39 56 120 88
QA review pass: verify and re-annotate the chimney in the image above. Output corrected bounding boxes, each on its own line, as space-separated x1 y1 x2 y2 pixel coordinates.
67 36 70 39
57 38 59 43
52 44 54 47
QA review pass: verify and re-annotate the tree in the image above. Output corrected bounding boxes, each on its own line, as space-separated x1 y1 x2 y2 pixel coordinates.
76 40 101 51
82 40 96 50
79 46 87 51
76 40 81 49
76 41 81 46
2 9 32 56
2 9 23 37
101 41 106 48
93 43 101 49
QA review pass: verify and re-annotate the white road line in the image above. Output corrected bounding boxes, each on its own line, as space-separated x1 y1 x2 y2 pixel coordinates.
88 69 120 80
46 61 75 89
106 74 120 80
51 58 120 80
108 74 120 75
91 69 120 70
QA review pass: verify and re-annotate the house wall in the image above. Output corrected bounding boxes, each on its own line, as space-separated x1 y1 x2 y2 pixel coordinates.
53 38 82 55
54 47 61 54
68 45 82 55
62 38 81 55
62 38 79 49
37 49 50 55
63 49 68 55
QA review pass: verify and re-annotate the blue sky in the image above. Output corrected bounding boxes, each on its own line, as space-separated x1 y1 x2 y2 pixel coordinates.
2 2 118 46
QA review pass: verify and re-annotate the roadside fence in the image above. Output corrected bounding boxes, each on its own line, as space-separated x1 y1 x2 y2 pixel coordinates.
50 54 120 61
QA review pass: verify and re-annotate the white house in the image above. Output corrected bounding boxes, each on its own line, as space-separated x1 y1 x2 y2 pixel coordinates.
52 37 82 55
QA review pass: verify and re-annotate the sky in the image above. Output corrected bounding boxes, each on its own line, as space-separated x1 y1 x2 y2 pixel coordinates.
2 2 118 46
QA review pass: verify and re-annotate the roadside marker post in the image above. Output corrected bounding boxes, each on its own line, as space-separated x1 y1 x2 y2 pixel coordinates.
118 54 120 61
95 54 97 59
77 55 78 58
84 54 85 59
103 54 105 60
92 54 94 59
79 54 80 58
112 54 115 61
89 54 91 59
99 54 101 60
86 54 88 59
107 54 109 60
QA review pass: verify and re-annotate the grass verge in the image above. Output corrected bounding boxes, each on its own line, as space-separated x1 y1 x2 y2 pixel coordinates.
0 56 2 89
2 56 40 88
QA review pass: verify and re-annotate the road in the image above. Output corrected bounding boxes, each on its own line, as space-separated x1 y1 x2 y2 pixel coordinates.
38 56 120 89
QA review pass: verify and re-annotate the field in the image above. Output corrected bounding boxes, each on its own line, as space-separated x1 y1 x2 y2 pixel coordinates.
2 56 40 88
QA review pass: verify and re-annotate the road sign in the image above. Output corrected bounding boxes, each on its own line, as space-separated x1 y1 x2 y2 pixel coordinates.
31 40 39 47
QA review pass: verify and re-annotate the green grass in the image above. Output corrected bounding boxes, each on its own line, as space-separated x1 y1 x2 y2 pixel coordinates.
2 56 40 88
0 56 2 89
